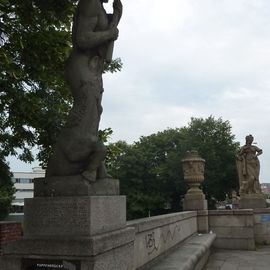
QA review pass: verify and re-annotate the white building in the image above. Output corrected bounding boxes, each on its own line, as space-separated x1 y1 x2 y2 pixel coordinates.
11 167 45 212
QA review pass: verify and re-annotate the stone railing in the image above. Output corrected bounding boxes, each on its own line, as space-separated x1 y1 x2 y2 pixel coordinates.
208 209 255 250
253 208 270 245
127 211 197 269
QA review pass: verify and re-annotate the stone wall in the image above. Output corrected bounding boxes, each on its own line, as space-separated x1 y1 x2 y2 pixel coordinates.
209 210 255 250
127 211 197 269
0 221 22 255
254 208 270 245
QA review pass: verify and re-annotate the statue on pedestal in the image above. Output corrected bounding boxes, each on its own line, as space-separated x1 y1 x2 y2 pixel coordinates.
236 135 263 195
46 0 122 183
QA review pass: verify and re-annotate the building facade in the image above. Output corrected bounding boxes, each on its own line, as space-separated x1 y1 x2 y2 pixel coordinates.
11 167 45 212
261 183 270 198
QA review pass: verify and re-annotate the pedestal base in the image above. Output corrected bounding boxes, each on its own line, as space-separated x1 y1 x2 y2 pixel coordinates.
34 176 119 197
23 196 126 238
183 198 208 211
239 194 266 209
183 192 208 211
2 227 135 270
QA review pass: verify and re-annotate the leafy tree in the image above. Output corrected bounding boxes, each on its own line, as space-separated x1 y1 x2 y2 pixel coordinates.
181 116 240 208
0 155 15 220
108 117 239 219
0 0 122 167
0 0 122 216
108 129 188 219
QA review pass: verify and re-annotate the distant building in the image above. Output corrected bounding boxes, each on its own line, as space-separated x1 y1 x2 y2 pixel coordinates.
11 167 45 212
261 183 270 198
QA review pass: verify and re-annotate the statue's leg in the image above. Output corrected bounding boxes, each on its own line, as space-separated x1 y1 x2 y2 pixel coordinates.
97 161 112 179
82 141 106 183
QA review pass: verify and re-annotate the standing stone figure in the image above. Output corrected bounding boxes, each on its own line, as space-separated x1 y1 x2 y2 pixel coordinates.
236 135 263 195
46 0 122 183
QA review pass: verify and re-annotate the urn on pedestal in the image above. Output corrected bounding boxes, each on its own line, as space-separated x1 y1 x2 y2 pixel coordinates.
182 150 208 211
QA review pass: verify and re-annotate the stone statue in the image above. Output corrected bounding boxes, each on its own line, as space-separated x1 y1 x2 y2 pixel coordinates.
46 0 123 183
236 135 263 195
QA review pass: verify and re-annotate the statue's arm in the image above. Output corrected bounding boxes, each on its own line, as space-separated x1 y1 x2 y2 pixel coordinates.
255 146 263 157
75 11 117 50
236 147 244 160
109 0 123 27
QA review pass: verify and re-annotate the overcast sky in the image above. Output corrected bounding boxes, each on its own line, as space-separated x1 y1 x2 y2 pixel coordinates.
9 0 270 182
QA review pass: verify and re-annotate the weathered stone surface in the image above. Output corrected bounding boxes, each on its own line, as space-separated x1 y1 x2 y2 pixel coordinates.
128 211 197 269
82 241 134 270
182 151 208 211
182 150 205 197
34 176 119 197
208 210 255 250
183 198 208 211
3 227 135 270
254 209 270 245
236 135 263 196
213 238 255 250
24 196 126 238
4 227 134 257
239 194 266 209
149 234 216 270
0 257 20 270
197 210 209 233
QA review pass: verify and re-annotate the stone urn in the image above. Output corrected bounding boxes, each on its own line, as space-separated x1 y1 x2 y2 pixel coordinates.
182 150 206 200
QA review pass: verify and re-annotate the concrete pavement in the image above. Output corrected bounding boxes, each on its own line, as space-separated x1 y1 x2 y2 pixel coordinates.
204 246 270 270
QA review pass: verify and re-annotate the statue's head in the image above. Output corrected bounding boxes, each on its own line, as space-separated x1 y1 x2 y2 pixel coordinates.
245 134 254 144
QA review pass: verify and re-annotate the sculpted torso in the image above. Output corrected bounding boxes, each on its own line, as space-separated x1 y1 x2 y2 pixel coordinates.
46 0 122 182
236 135 262 195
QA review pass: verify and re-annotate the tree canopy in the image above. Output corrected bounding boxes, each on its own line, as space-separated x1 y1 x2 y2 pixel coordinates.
0 155 15 219
108 116 240 219
0 0 121 217
0 0 122 166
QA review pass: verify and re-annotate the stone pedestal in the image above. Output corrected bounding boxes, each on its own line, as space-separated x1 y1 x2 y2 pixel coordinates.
1 177 135 270
239 194 266 209
23 196 126 238
183 193 208 211
197 210 209 233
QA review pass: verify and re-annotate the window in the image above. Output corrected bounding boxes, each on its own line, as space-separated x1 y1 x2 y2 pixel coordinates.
20 178 31 183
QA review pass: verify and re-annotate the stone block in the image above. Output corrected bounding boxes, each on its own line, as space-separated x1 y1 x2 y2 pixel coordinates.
239 194 266 209
253 208 270 214
212 225 254 239
24 196 126 238
213 238 255 250
197 210 209 233
255 236 270 245
0 256 21 270
81 241 134 270
34 176 119 197
209 215 254 227
129 212 197 269
3 227 135 270
231 227 254 239
4 227 135 257
127 212 196 233
183 198 207 211
212 226 232 237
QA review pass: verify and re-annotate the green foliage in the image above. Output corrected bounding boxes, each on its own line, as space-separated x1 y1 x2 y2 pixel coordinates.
181 117 240 207
0 0 122 215
0 156 15 220
0 0 76 164
0 0 122 168
108 117 239 219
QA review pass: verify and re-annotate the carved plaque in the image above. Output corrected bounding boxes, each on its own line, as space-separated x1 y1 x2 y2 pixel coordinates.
22 259 80 270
